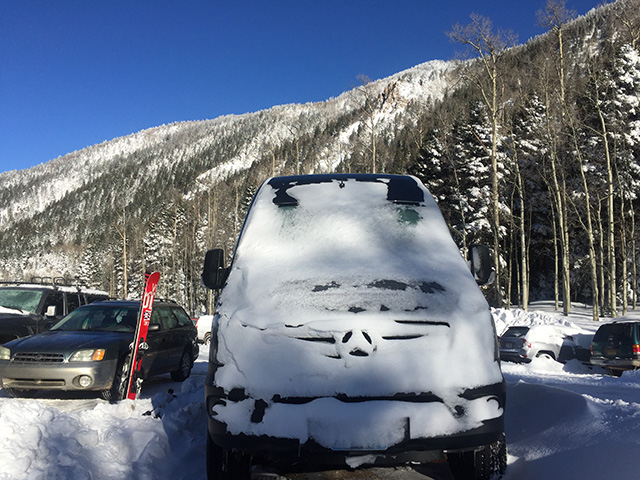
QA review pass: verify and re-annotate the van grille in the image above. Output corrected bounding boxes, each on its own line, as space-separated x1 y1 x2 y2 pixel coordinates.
13 353 65 364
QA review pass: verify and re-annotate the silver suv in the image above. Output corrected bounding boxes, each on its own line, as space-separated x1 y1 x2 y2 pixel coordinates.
499 325 577 363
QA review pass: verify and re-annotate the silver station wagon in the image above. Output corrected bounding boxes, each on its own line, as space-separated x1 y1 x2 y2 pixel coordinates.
0 300 198 400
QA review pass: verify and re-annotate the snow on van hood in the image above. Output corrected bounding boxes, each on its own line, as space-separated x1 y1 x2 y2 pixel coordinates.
216 176 502 401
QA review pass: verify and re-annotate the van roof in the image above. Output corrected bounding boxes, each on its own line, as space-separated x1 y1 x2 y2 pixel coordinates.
268 174 425 207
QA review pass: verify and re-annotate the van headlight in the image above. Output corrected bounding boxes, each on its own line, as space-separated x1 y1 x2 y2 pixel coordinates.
70 349 106 362
0 346 10 361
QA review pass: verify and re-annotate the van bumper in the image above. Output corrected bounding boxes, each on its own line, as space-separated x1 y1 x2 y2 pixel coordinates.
205 380 506 469
590 356 640 370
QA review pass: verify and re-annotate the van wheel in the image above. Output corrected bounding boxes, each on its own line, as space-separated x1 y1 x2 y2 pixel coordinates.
207 431 251 480
170 350 192 382
203 332 211 345
101 356 130 402
448 433 506 480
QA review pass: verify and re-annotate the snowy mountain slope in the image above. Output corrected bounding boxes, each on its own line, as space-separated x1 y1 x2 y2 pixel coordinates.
0 60 456 233
1 0 638 313
0 59 459 299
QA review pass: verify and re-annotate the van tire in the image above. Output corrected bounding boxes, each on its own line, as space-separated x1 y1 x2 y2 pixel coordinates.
206 431 250 480
448 433 506 480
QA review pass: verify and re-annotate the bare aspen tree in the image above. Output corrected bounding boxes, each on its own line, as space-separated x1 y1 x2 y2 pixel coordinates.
206 186 218 314
615 0 640 50
633 210 637 310
447 14 517 307
538 1 576 107
596 197 606 310
620 194 628 316
511 132 529 310
581 67 617 317
537 0 577 315
114 207 128 298
568 116 600 321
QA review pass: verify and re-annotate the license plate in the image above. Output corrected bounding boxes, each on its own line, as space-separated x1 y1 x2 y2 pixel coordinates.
606 348 617 356
505 342 513 349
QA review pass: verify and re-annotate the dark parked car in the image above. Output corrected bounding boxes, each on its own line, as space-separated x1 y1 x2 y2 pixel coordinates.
0 300 198 400
0 280 108 344
590 320 640 376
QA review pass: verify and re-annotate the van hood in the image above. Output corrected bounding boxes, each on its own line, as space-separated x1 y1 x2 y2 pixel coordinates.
215 176 502 400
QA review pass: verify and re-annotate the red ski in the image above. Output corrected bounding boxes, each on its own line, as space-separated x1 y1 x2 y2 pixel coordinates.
125 271 161 400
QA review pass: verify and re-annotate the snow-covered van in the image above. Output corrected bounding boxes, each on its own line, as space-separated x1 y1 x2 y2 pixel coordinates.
201 174 506 479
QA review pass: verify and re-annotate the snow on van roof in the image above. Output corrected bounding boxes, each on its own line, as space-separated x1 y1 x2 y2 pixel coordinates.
224 175 481 325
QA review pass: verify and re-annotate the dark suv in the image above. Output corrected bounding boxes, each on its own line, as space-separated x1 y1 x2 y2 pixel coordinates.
590 321 640 376
0 279 108 344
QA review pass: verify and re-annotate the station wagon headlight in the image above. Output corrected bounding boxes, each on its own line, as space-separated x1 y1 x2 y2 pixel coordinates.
0 346 10 361
70 349 106 362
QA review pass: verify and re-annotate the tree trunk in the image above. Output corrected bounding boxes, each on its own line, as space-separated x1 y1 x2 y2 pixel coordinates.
596 96 617 317
516 161 529 311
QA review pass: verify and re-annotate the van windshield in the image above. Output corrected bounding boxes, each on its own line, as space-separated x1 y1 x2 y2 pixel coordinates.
226 176 482 327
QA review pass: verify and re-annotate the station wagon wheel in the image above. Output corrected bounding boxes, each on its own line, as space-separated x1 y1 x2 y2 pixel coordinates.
4 388 36 398
170 350 192 382
102 355 131 402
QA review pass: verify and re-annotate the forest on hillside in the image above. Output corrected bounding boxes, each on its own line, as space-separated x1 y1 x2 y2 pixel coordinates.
410 0 640 321
1 0 639 321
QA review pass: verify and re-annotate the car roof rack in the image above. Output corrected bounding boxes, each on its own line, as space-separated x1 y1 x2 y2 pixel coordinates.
0 277 92 290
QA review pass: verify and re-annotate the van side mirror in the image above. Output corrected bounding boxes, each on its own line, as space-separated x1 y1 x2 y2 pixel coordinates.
202 249 229 290
468 244 494 285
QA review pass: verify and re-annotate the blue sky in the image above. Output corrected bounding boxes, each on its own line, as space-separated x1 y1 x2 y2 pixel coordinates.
0 0 603 174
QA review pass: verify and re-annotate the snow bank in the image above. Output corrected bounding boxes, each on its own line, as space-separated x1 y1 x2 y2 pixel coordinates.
503 377 640 480
0 372 207 480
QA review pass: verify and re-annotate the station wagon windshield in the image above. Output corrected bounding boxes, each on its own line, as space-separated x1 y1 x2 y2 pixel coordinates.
52 305 139 333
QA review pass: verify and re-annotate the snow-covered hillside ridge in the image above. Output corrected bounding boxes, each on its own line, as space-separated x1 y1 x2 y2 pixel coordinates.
0 60 455 232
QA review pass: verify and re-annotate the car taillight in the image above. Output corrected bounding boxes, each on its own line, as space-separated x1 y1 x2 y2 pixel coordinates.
633 344 640 355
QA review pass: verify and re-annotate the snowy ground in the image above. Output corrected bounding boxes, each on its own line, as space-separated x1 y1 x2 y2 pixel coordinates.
1 301 639 480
